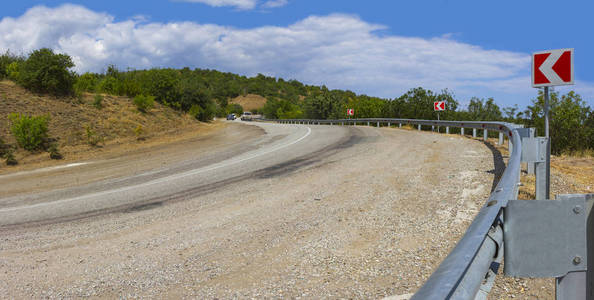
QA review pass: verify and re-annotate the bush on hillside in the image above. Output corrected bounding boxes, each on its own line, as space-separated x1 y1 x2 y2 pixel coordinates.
48 143 63 160
188 104 203 120
189 103 216 122
84 125 104 147
133 95 155 113
227 103 244 116
0 138 10 157
93 94 103 109
5 151 17 165
74 72 99 93
17 48 76 96
0 51 24 80
8 113 50 151
7 62 21 81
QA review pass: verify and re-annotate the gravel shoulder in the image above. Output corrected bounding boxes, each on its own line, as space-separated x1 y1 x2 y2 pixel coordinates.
0 124 497 298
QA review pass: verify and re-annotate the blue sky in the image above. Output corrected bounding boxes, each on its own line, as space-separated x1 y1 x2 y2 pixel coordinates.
1 1 593 108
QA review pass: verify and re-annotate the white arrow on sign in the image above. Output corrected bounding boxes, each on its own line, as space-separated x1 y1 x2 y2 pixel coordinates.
539 51 564 84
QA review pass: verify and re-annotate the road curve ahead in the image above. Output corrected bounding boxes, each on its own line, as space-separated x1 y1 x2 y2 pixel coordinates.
1 121 497 298
0 122 349 226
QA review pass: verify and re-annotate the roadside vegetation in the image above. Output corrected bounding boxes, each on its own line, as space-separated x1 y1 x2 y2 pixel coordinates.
0 48 592 163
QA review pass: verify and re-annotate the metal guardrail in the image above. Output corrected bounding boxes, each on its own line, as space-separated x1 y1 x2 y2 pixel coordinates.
262 118 523 299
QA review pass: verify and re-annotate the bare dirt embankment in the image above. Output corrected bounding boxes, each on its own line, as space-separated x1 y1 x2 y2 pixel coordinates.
230 94 267 112
0 80 213 172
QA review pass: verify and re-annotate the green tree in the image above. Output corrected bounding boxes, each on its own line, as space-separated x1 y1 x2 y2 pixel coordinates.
467 97 502 121
525 90 592 154
17 48 76 96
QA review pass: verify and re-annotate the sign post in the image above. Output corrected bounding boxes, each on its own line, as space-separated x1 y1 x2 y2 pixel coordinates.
346 108 354 120
434 101 445 132
532 48 574 200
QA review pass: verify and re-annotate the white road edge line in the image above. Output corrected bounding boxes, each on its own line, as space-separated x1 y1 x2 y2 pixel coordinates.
0 162 90 179
0 125 312 213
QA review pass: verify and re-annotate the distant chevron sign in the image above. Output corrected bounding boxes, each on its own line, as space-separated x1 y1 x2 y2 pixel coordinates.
532 48 574 87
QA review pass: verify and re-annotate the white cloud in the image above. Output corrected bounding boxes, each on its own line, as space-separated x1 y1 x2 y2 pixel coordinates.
0 4 592 107
262 0 289 8
176 0 257 10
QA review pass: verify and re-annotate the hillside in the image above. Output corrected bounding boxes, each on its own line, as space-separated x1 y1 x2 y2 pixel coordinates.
0 80 208 169
230 94 267 112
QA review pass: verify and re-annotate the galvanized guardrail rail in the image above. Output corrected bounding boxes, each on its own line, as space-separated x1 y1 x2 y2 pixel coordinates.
260 118 593 300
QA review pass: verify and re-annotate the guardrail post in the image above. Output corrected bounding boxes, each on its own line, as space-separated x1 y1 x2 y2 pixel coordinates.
341 122 344 126
446 126 449 134
498 132 504 145
555 194 594 300
377 121 380 127
483 129 488 141
508 136 513 154
461 128 465 135
388 122 391 127
399 123 402 128
473 128 477 138
535 138 548 200
367 121 370 126
418 124 421 131
518 128 537 175
432 125 435 132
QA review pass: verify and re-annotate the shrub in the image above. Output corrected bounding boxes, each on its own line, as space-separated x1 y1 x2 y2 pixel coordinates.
74 90 85 104
7 61 20 81
5 151 17 165
74 72 99 93
0 51 24 80
133 95 155 113
188 103 216 121
134 125 145 140
93 94 103 109
17 48 76 96
48 143 63 160
0 138 9 157
188 104 203 120
85 125 103 146
227 103 244 116
8 113 49 151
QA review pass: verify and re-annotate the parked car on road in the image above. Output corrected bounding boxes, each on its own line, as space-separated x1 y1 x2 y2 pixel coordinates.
241 112 253 121
226 113 236 120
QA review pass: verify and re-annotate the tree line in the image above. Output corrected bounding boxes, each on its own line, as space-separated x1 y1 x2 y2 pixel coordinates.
1 49 593 154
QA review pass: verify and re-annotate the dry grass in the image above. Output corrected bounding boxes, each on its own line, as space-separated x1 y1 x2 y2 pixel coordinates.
551 156 594 193
560 148 594 158
484 137 594 198
230 94 267 112
0 80 204 167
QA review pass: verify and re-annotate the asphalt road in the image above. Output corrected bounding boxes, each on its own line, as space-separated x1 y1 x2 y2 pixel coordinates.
0 121 351 226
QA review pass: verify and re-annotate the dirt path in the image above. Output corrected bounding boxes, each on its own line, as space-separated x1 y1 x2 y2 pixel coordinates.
0 124 496 298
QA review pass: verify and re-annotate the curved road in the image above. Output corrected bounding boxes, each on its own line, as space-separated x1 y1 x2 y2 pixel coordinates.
0 122 352 226
0 121 497 298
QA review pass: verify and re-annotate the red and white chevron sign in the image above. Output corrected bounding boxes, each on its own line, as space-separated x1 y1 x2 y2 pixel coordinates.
347 108 354 116
434 101 445 111
532 48 574 87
